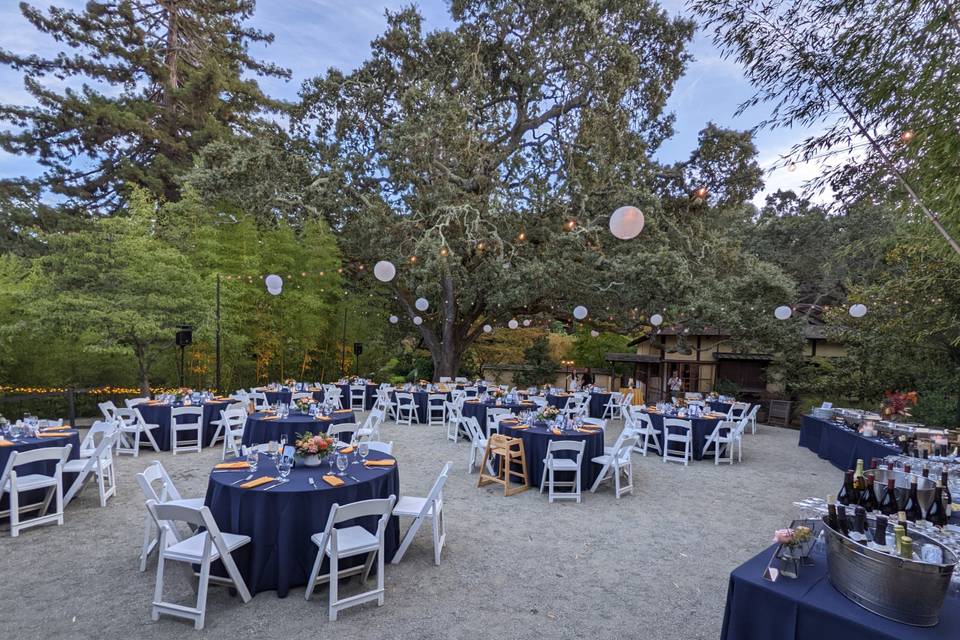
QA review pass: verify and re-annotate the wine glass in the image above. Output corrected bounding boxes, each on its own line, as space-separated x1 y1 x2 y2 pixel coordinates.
277 458 292 483
336 453 348 476
358 439 369 465
245 447 259 473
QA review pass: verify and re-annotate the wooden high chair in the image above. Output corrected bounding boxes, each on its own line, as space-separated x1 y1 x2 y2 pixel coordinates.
478 434 529 496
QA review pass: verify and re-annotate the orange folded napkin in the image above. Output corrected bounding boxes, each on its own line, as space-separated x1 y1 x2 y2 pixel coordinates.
316 416 331 421
262 415 281 421
0 439 12 447
510 424 529 430
239 476 276 489
466 399 479 404
500 420 519 426
364 459 396 467
214 461 250 470
37 432 74 438
551 428 563 436
334 409 353 414
322 474 344 487
41 425 71 432
339 446 355 454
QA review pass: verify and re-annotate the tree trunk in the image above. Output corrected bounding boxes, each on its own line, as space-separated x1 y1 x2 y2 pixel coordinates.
433 344 461 381
134 341 151 396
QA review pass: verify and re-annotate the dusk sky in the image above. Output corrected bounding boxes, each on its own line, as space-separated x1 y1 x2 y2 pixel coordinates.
0 0 830 206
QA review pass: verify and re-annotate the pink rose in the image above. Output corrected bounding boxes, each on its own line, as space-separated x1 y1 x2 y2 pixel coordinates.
773 528 794 545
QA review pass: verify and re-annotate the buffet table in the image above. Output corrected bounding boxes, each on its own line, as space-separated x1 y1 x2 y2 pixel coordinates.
798 415 899 470
721 544 959 640
204 450 399 597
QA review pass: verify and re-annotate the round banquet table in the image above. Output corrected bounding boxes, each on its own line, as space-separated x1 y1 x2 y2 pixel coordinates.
461 399 537 428
338 383 379 411
263 389 292 405
497 421 605 490
133 399 233 451
0 430 81 510
390 390 452 423
546 393 571 409
708 400 733 415
645 412 725 461
588 392 611 419
242 410 357 447
204 449 400 597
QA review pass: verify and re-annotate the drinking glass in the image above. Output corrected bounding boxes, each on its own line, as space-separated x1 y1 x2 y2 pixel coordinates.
336 453 348 476
277 458 292 482
358 439 369 464
246 448 259 472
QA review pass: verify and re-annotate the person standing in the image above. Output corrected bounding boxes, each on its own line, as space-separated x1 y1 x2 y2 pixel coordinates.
667 370 683 396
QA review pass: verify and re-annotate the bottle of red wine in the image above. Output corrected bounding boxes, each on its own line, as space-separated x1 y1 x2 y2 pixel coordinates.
878 478 899 516
826 495 839 530
922 465 930 478
941 470 953 517
862 476 880 512
926 482 947 527
837 505 850 535
904 463 912 475
886 461 895 471
873 514 889 548
853 506 867 534
837 470 855 506
902 480 924 522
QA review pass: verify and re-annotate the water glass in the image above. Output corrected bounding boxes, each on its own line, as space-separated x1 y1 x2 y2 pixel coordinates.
336 453 348 476
358 439 369 463
246 448 259 472
277 458 292 482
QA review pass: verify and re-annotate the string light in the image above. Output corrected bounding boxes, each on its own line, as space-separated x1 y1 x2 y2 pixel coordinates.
409 255 418 264
900 129 915 142
564 220 576 231
693 187 708 199
517 231 526 241
476 241 485 251
439 247 448 257
787 162 797 172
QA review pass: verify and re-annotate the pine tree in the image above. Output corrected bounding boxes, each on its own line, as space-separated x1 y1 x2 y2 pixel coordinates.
0 1 289 212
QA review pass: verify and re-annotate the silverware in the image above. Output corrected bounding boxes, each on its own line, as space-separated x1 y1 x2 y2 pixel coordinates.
308 478 318 490
231 473 255 485
262 481 284 491
347 474 360 482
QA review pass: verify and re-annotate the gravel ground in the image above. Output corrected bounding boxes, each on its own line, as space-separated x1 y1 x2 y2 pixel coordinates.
0 416 838 640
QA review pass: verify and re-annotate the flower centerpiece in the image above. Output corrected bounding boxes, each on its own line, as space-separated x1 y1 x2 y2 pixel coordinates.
489 388 505 400
537 405 560 422
773 525 814 578
294 432 337 467
294 396 315 413
673 397 688 408
881 390 918 422
283 378 296 388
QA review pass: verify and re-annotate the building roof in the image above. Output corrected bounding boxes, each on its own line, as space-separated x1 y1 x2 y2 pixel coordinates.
604 352 661 363
712 352 773 362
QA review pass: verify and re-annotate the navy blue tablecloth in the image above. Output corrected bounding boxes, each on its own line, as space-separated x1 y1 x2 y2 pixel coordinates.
338 383 378 410
390 390 451 423
204 450 400 597
497 422 605 490
708 400 733 414
798 415 899 471
645 412 723 461
588 392 611 418
242 411 357 447
546 393 571 409
134 400 233 451
721 544 959 640
461 400 537 428
0 431 81 509
264 389 292 405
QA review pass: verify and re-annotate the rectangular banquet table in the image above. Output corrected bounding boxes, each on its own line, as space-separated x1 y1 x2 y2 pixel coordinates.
798 415 899 471
721 544 960 640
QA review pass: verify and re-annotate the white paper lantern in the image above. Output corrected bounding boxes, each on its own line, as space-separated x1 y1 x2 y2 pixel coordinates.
590 330 600 338
415 297 429 311
265 274 283 291
483 324 492 333
508 319 519 329
849 303 868 318
609 206 645 240
373 260 396 282
388 315 398 324
522 319 531 327
413 316 423 325
573 305 588 320
774 305 792 320
650 313 663 326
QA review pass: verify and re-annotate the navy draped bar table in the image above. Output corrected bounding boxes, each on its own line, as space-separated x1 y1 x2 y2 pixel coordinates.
134 400 233 451
798 415 899 471
721 544 959 640
497 421 604 490
242 410 357 447
0 430 81 509
461 399 537 428
644 412 723 461
204 450 400 597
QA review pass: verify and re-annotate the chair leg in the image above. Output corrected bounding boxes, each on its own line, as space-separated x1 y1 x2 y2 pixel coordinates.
432 511 443 565
140 514 155 572
377 542 385 606
9 487 19 537
133 429 141 458
304 546 324 601
194 556 211 630
152 548 166 621
328 552 339 621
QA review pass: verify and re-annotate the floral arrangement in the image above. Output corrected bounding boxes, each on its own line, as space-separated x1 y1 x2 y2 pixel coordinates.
489 388 505 399
283 378 296 388
707 391 719 400
294 432 336 458
673 397 688 408
537 405 560 421
177 387 193 397
294 397 315 413
773 526 813 549
881 390 918 421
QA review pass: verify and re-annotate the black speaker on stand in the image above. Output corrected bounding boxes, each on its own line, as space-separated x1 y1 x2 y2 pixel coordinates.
175 325 193 387
353 342 363 377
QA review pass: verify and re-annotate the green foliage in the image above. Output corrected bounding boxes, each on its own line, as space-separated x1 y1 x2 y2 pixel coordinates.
565 328 629 370
515 337 558 387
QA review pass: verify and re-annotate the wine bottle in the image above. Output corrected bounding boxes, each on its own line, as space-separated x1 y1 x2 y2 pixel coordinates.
900 536 914 559
826 494 839 531
941 470 953 517
926 482 947 527
853 459 866 493
904 463 912 474
870 458 878 470
837 505 850 536
862 476 880 512
837 470 855 506
850 506 867 542
886 461 895 471
922 449 929 460
878 478 899 515
922 465 930 478
873 514 889 548
902 480 924 522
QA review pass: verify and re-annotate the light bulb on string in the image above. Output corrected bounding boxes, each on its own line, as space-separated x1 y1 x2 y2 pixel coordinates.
900 130 915 143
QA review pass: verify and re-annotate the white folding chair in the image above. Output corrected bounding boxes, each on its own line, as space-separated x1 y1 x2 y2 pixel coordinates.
662 418 693 465
367 441 394 455
79 420 119 458
438 376 452 383
632 410 662 456
304 495 397 621
444 401 463 442
346 385 363 410
323 384 343 409
98 400 118 421
136 461 206 572
327 422 358 443
64 433 117 507
146 500 251 629
356 409 385 442
528 396 548 409
114 407 161 457
601 392 623 420
219 408 247 460
394 392 417 426
462 417 488 473
170 406 203 455
208 401 244 448
540 440 585 503
392 462 451 565
125 397 150 408
249 391 269 411
0 444 72 536
590 435 638 498
745 404 759 434
727 401 750 421
702 419 736 465
485 407 512 436
426 394 446 427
